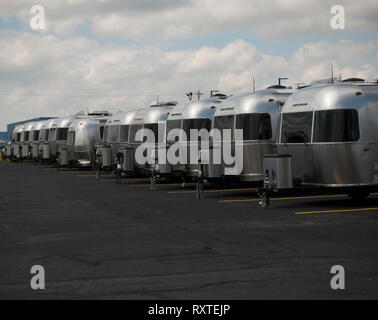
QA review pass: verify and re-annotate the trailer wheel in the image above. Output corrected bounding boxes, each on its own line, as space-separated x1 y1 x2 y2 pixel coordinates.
347 191 370 201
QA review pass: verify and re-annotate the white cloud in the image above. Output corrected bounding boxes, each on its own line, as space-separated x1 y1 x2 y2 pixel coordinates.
0 0 377 40
0 30 376 130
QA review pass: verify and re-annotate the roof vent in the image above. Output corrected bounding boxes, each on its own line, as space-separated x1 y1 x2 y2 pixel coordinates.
342 78 365 83
268 85 287 89
212 93 228 100
150 101 178 108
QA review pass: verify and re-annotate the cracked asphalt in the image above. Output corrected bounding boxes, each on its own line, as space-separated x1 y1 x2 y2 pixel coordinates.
0 161 377 300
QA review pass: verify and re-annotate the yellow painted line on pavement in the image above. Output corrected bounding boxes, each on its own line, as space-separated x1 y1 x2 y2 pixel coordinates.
169 188 257 194
296 207 378 215
219 194 349 204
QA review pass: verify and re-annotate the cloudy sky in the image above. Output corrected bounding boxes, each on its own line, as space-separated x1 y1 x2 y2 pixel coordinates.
0 0 377 130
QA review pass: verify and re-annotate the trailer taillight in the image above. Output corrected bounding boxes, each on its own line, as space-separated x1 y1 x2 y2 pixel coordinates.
356 92 362 96
269 99 275 102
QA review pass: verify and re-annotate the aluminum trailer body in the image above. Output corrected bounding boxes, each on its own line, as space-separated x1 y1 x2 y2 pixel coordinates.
206 87 295 183
67 117 108 167
271 81 378 200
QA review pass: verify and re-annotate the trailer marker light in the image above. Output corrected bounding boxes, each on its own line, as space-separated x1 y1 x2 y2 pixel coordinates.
269 99 275 102
211 106 216 109
356 92 362 96
365 180 372 184
364 148 370 152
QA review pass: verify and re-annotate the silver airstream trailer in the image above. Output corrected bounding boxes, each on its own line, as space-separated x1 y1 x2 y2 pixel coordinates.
180 96 226 180
96 110 137 173
66 116 109 167
115 102 176 179
11 124 24 160
263 80 378 202
155 103 188 179
38 119 56 162
141 101 177 174
49 116 74 163
204 87 295 184
28 121 44 160
21 122 34 159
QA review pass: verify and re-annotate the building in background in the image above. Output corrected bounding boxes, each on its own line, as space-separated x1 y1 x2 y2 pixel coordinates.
0 117 57 142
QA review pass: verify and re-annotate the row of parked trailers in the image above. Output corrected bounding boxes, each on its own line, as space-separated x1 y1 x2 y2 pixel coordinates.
4 79 378 206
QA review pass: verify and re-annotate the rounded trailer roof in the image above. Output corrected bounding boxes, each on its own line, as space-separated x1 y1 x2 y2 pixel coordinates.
13 124 25 133
106 110 137 126
214 89 294 118
167 103 188 121
143 106 173 124
281 83 377 114
30 121 44 131
41 118 58 130
182 98 223 120
24 122 34 131
54 116 75 128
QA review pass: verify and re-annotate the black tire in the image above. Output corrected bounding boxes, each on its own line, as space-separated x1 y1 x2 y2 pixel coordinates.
348 191 370 201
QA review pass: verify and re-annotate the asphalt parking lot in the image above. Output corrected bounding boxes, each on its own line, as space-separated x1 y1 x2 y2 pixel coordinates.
0 161 377 300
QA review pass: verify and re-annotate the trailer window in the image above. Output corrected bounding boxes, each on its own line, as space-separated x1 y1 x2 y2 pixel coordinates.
32 130 39 141
144 123 159 143
109 125 120 143
236 113 272 141
100 126 105 140
182 119 211 137
16 133 21 142
213 115 235 141
130 124 143 143
56 128 69 141
166 120 181 142
120 125 130 143
281 112 313 144
313 109 360 143
22 132 30 142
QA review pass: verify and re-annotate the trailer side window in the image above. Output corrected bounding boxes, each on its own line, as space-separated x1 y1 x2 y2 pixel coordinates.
183 119 212 136
166 120 182 142
144 123 159 143
281 112 313 144
32 131 39 141
120 125 130 143
100 126 105 140
213 115 235 141
16 133 21 142
130 124 143 143
313 109 360 143
109 125 120 143
236 113 272 141
56 128 69 141
183 119 212 142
